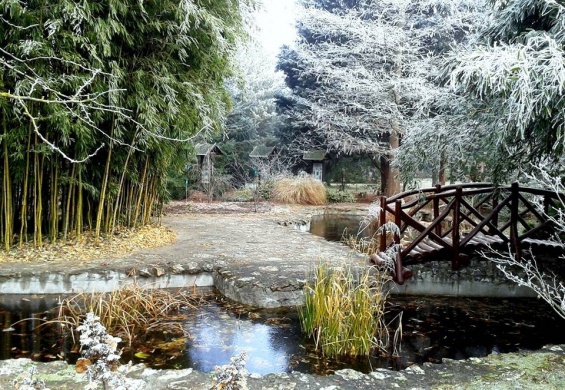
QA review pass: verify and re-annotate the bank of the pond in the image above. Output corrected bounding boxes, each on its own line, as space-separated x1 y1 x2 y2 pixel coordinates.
0 202 539 309
2 344 565 389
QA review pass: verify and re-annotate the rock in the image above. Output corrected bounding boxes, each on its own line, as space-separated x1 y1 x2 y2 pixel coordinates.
335 369 365 380
405 365 425 375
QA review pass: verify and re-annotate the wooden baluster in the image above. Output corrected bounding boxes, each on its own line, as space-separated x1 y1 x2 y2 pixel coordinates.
492 190 499 233
452 186 462 270
510 182 520 260
434 183 441 237
379 196 387 253
394 199 403 283
394 199 402 246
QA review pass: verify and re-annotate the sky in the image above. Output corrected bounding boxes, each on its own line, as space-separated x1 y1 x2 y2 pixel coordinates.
254 0 299 57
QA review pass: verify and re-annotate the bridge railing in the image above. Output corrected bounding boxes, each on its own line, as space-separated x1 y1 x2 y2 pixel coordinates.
377 182 564 284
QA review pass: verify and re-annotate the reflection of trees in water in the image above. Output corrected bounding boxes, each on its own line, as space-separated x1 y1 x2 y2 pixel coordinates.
2 294 565 374
390 296 565 365
0 305 63 361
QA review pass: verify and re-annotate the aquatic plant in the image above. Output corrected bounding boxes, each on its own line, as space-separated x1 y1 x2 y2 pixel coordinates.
299 262 393 357
56 281 197 347
271 174 327 205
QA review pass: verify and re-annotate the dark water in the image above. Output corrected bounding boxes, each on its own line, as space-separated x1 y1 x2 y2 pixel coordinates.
309 214 376 242
1 291 565 375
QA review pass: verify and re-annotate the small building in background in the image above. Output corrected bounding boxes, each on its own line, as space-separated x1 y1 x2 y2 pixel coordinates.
303 150 329 182
249 145 278 160
249 145 279 180
195 143 224 184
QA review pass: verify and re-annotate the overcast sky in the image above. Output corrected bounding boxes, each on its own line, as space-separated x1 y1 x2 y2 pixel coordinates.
255 0 298 57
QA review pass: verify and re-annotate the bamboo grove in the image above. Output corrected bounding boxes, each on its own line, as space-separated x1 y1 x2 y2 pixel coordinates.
0 0 247 250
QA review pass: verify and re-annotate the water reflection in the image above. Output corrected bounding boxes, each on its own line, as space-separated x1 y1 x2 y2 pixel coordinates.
2 292 565 376
184 296 303 374
309 214 375 242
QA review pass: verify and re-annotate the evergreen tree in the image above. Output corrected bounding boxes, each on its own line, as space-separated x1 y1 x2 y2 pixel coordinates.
445 0 565 180
277 0 487 192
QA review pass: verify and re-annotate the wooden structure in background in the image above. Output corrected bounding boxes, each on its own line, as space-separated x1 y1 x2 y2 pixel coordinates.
195 143 224 185
303 150 329 182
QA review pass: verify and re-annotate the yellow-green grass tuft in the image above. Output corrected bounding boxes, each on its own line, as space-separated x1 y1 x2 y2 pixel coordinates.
299 262 392 357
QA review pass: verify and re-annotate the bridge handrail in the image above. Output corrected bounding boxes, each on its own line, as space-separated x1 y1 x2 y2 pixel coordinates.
376 182 565 285
386 182 493 204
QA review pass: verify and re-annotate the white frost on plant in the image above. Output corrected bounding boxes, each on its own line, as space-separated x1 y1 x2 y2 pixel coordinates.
211 352 249 390
77 312 142 390
281 0 488 164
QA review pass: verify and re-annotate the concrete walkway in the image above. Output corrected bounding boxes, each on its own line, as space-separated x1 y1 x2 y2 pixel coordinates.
0 205 367 308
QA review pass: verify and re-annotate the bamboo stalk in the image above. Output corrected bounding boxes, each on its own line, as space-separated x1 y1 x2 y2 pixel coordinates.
95 142 113 238
132 159 148 229
2 114 13 250
19 127 32 247
63 164 76 240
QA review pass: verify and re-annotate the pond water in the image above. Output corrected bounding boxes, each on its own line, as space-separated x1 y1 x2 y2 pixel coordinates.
309 213 376 242
1 290 565 375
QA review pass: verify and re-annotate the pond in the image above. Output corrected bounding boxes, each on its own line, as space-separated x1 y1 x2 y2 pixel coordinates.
309 213 376 242
1 290 565 376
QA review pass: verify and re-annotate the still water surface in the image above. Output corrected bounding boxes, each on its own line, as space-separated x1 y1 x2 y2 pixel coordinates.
1 291 565 375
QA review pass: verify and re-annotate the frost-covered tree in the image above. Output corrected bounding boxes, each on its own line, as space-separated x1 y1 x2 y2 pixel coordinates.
443 0 565 181
278 0 488 194
212 2 293 186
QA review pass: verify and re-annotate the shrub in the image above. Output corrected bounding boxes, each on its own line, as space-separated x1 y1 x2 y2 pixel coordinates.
257 179 275 200
326 188 356 203
222 188 254 202
272 175 327 205
300 262 392 357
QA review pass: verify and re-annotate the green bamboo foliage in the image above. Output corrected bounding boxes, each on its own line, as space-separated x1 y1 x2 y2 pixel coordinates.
0 0 247 248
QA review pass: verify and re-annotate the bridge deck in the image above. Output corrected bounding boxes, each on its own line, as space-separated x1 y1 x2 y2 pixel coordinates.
370 236 562 266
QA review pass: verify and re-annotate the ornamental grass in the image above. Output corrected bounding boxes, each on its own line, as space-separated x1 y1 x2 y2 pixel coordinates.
272 175 327 205
300 262 393 357
56 281 198 346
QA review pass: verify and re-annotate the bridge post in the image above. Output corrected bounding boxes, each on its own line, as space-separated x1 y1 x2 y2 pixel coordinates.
510 182 521 260
379 196 387 252
394 199 404 284
452 186 462 270
492 190 499 233
434 184 442 237
394 200 402 246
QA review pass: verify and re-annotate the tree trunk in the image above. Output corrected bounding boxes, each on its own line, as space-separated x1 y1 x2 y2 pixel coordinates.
438 149 447 185
381 133 401 197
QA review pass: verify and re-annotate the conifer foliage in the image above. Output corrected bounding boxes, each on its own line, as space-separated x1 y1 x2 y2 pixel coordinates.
0 0 245 249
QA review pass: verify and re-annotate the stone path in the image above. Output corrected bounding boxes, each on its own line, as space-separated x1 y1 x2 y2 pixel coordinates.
0 205 367 308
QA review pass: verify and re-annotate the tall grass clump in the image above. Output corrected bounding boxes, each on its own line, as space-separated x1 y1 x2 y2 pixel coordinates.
300 262 392 357
272 175 327 205
56 281 198 346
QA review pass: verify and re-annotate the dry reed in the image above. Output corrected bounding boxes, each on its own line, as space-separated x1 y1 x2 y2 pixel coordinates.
272 176 327 205
56 281 198 346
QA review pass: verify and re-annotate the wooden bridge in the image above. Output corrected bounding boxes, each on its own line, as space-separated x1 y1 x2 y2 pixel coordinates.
370 182 565 284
